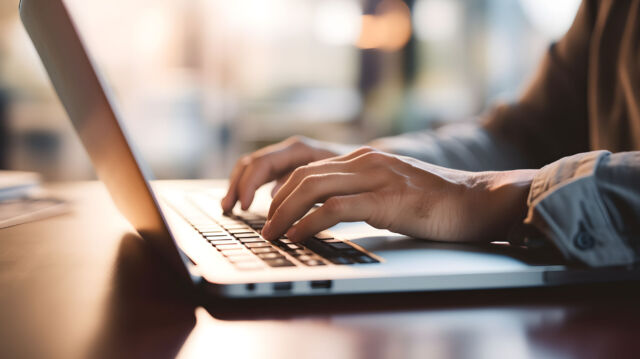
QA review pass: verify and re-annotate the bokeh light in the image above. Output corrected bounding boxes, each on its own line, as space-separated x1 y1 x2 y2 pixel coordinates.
357 0 412 51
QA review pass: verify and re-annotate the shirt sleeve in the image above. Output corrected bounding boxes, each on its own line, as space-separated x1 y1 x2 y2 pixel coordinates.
524 150 640 267
368 123 528 171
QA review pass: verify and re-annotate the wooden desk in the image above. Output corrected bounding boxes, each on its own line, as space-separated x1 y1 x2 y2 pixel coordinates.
1 182 639 359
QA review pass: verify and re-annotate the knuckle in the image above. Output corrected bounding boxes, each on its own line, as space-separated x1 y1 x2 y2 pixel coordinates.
354 146 375 155
239 155 252 166
299 174 321 190
291 164 311 180
359 151 386 164
286 135 304 144
286 135 309 149
323 197 345 214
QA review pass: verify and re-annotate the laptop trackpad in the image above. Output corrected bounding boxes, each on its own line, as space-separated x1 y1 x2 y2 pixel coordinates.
332 222 551 274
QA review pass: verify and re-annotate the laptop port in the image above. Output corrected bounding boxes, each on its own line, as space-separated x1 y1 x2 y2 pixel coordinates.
246 283 256 291
273 282 293 291
310 280 332 289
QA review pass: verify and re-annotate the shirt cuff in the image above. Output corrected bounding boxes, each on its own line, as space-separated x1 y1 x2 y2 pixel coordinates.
524 151 636 267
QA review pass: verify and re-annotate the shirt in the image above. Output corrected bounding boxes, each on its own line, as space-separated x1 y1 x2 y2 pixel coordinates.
371 0 640 267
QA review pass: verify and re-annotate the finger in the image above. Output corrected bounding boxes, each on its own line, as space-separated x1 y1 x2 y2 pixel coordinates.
268 149 382 218
268 161 354 219
262 172 383 240
286 193 376 242
312 146 375 165
271 172 292 198
264 141 365 201
221 157 250 212
264 140 365 200
223 138 312 212
235 143 315 210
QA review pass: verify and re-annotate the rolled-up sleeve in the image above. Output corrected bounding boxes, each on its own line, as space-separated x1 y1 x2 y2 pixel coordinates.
525 150 640 266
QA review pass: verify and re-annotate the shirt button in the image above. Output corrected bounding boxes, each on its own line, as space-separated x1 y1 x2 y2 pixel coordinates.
574 232 595 250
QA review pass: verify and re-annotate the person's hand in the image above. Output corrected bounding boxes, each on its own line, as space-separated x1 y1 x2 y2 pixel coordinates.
261 147 536 243
221 136 356 212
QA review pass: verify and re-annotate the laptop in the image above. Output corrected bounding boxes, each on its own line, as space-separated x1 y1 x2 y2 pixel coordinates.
19 0 640 298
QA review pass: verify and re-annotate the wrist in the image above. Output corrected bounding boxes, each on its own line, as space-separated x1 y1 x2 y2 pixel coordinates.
470 169 536 240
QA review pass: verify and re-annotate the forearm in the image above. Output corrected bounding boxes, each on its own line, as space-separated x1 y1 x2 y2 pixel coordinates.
368 123 529 171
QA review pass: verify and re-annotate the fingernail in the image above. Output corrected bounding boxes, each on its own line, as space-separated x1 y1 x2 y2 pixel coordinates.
262 220 272 240
286 227 297 241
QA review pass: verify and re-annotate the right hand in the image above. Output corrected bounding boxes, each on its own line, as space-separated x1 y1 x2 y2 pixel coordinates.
221 136 354 212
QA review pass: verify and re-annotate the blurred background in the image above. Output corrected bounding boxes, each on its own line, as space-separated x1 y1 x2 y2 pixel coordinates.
0 0 580 181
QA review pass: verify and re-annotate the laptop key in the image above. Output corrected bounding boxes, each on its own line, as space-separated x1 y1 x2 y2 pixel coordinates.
207 237 236 243
354 255 379 264
199 228 225 233
303 260 326 266
215 244 245 250
208 240 237 246
289 249 313 257
251 247 278 254
202 232 228 237
205 233 232 238
234 233 261 239
257 252 284 260
264 258 295 267
303 238 336 257
207 236 235 241
328 257 354 265
228 228 253 234
238 237 265 243
245 242 272 248
327 242 354 250
224 225 250 230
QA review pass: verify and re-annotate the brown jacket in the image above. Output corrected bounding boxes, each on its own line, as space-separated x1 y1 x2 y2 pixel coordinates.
485 0 640 165
373 0 640 266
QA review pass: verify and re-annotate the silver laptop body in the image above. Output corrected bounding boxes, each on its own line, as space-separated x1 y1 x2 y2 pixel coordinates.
20 0 640 298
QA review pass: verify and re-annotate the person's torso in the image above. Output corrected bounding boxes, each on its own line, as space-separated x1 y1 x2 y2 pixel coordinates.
589 0 640 151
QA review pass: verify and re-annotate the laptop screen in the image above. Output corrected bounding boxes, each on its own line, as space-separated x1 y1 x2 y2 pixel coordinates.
20 0 193 280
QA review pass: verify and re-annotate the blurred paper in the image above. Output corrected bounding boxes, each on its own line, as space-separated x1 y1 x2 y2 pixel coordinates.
0 170 41 201
0 171 69 229
0 197 69 229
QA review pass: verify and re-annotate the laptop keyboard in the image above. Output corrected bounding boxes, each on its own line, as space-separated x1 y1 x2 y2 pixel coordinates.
169 193 380 271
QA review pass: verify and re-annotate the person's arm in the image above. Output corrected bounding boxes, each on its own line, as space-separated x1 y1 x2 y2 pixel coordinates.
522 151 640 267
259 147 537 244
368 123 527 171
258 147 640 268
372 0 597 171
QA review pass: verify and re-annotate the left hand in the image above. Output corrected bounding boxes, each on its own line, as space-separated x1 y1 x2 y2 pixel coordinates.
260 147 536 243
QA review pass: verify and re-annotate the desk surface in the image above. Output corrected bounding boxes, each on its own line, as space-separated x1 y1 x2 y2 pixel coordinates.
1 181 639 359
